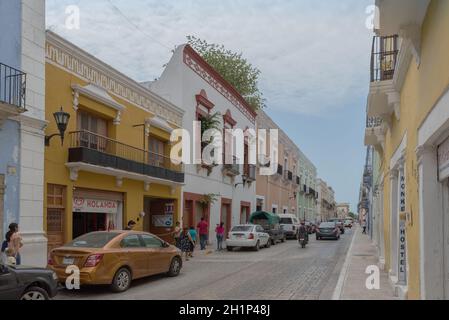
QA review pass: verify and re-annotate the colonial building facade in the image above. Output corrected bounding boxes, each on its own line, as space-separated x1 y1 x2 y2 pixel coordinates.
148 44 257 242
364 0 449 299
255 110 300 216
44 31 184 251
317 179 336 222
297 151 318 222
0 0 47 267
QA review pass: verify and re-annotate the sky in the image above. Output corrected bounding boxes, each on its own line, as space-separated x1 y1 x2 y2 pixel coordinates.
46 0 374 212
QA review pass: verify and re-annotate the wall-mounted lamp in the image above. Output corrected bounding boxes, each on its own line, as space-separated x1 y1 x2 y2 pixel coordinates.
45 107 70 146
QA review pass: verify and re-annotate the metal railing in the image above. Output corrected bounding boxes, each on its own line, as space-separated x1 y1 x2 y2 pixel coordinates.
69 130 183 173
366 116 383 128
370 35 399 82
0 63 26 109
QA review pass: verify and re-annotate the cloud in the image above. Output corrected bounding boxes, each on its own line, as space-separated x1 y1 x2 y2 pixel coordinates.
46 0 372 116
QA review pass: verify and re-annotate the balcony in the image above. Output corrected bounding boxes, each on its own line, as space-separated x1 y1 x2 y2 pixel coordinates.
223 156 240 177
364 116 387 150
277 164 283 176
67 131 184 186
287 171 293 181
0 63 27 122
367 35 400 120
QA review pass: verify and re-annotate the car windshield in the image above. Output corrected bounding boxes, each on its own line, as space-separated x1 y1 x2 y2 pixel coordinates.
320 223 336 228
66 232 121 248
280 218 293 224
231 226 253 232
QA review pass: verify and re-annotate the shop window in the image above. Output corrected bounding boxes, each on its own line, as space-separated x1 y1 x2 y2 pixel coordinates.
148 136 167 168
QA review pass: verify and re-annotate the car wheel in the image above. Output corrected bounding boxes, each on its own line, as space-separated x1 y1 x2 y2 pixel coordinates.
167 256 182 277
111 267 132 293
20 286 49 300
281 236 286 243
271 238 276 245
253 241 260 252
227 246 234 252
266 239 271 248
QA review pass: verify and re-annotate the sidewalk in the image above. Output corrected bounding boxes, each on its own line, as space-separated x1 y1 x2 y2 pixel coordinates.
334 226 397 300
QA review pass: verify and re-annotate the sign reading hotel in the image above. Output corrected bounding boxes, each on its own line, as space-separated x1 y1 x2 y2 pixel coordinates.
438 136 449 181
398 171 407 285
73 197 119 214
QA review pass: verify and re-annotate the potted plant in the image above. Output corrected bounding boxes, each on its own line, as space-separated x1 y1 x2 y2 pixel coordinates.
199 112 221 175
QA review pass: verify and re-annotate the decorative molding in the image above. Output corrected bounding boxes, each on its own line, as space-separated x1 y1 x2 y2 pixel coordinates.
72 90 79 112
416 145 435 166
387 91 401 121
195 89 215 111
399 24 422 67
223 109 237 127
146 115 174 133
183 45 256 124
46 31 183 127
69 167 79 181
116 177 123 188
144 182 151 192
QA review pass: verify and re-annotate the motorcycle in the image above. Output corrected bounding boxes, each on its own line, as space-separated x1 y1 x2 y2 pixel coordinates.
300 237 307 248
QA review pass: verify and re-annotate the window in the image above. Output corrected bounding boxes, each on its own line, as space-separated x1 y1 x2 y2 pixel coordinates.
141 234 163 248
148 136 167 168
77 110 108 151
256 226 264 233
121 235 142 248
47 184 66 250
272 207 277 214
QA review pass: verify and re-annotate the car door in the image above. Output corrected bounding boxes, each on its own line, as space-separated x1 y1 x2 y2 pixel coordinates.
0 265 20 300
140 234 172 275
120 235 148 279
256 226 269 245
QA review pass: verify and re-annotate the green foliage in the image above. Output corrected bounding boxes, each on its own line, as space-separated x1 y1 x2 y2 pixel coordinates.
199 193 220 208
200 112 222 136
187 36 265 110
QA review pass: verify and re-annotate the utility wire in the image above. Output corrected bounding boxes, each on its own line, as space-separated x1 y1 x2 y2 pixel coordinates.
105 0 174 52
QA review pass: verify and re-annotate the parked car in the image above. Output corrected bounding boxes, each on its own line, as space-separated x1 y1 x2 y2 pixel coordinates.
316 222 341 240
279 214 300 239
328 218 345 234
48 231 182 293
344 219 353 228
304 222 317 234
249 211 286 245
226 224 271 251
0 263 59 300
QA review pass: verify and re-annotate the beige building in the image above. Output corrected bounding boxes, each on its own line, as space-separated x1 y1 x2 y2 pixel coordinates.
317 179 336 222
256 110 300 215
336 203 350 219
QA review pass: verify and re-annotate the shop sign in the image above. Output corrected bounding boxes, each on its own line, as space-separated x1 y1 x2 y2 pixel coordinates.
152 215 173 227
438 136 449 181
398 218 407 285
73 197 119 214
399 174 406 212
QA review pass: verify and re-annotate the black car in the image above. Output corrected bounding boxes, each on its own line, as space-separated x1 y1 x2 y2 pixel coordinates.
316 222 341 240
0 263 59 300
328 218 345 234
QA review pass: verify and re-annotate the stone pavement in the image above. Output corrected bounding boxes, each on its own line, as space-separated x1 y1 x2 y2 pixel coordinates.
335 226 397 300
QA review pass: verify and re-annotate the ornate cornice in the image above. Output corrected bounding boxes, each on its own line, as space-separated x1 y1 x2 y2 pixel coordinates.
45 31 183 127
183 45 256 124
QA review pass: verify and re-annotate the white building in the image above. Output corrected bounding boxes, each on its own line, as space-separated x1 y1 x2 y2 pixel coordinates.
147 44 257 244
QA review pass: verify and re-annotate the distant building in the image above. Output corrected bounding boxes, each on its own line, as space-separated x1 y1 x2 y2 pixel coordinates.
317 179 336 222
336 203 350 219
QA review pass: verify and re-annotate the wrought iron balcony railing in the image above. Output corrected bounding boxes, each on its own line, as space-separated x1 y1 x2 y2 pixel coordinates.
68 130 184 183
0 62 26 109
370 35 399 82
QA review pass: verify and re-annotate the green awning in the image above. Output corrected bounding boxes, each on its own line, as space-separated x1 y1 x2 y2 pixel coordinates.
249 211 280 226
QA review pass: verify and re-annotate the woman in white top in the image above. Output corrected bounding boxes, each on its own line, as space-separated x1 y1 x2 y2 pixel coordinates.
6 223 23 265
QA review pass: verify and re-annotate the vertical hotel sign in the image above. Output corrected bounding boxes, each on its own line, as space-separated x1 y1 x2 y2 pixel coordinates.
398 169 407 285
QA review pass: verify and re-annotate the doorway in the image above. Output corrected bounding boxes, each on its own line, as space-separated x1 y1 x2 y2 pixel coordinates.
73 212 107 239
143 197 177 243
221 199 232 235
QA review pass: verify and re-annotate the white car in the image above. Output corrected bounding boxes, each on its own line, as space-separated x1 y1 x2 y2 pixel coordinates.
226 224 271 251
278 214 300 239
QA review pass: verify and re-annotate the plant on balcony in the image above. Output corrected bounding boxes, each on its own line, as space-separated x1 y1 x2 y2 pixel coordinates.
199 193 219 210
199 112 221 175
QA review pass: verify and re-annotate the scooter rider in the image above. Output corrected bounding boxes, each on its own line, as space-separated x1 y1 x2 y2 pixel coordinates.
298 220 309 245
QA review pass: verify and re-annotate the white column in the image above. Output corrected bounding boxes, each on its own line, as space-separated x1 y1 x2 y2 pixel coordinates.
417 145 444 299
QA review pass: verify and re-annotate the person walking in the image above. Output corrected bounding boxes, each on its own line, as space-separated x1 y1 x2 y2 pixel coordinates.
188 226 197 258
180 228 193 261
362 220 367 234
197 217 209 250
215 223 225 251
5 223 22 265
173 221 182 249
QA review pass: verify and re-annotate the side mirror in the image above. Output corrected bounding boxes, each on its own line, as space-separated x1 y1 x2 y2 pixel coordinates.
162 242 170 248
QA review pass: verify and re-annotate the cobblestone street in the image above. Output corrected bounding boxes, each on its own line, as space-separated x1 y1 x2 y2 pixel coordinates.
56 229 354 300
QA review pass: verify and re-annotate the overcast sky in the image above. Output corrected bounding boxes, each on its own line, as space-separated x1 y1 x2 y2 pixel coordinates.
46 0 374 212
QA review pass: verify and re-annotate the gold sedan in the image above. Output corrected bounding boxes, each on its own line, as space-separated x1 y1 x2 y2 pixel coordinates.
48 231 182 292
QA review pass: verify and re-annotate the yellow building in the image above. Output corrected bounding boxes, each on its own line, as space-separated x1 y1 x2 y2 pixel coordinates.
44 31 184 252
365 0 449 299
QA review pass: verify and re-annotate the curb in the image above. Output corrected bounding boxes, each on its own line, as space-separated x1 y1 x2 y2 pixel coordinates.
331 226 358 300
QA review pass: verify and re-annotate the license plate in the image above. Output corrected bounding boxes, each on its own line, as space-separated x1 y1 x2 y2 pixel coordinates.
63 257 75 265
300 238 305 241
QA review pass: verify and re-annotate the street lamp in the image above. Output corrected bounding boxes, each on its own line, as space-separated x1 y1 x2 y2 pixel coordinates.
235 174 248 188
45 107 71 146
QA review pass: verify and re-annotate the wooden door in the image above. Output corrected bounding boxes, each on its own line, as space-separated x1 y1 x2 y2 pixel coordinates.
183 200 193 229
47 184 66 251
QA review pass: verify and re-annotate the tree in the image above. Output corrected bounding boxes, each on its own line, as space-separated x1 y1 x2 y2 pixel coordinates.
187 36 265 111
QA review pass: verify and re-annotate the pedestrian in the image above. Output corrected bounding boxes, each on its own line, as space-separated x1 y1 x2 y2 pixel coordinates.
5 223 22 265
215 223 225 251
125 220 136 230
173 222 182 249
188 226 197 257
362 220 367 234
180 228 193 261
197 217 209 250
